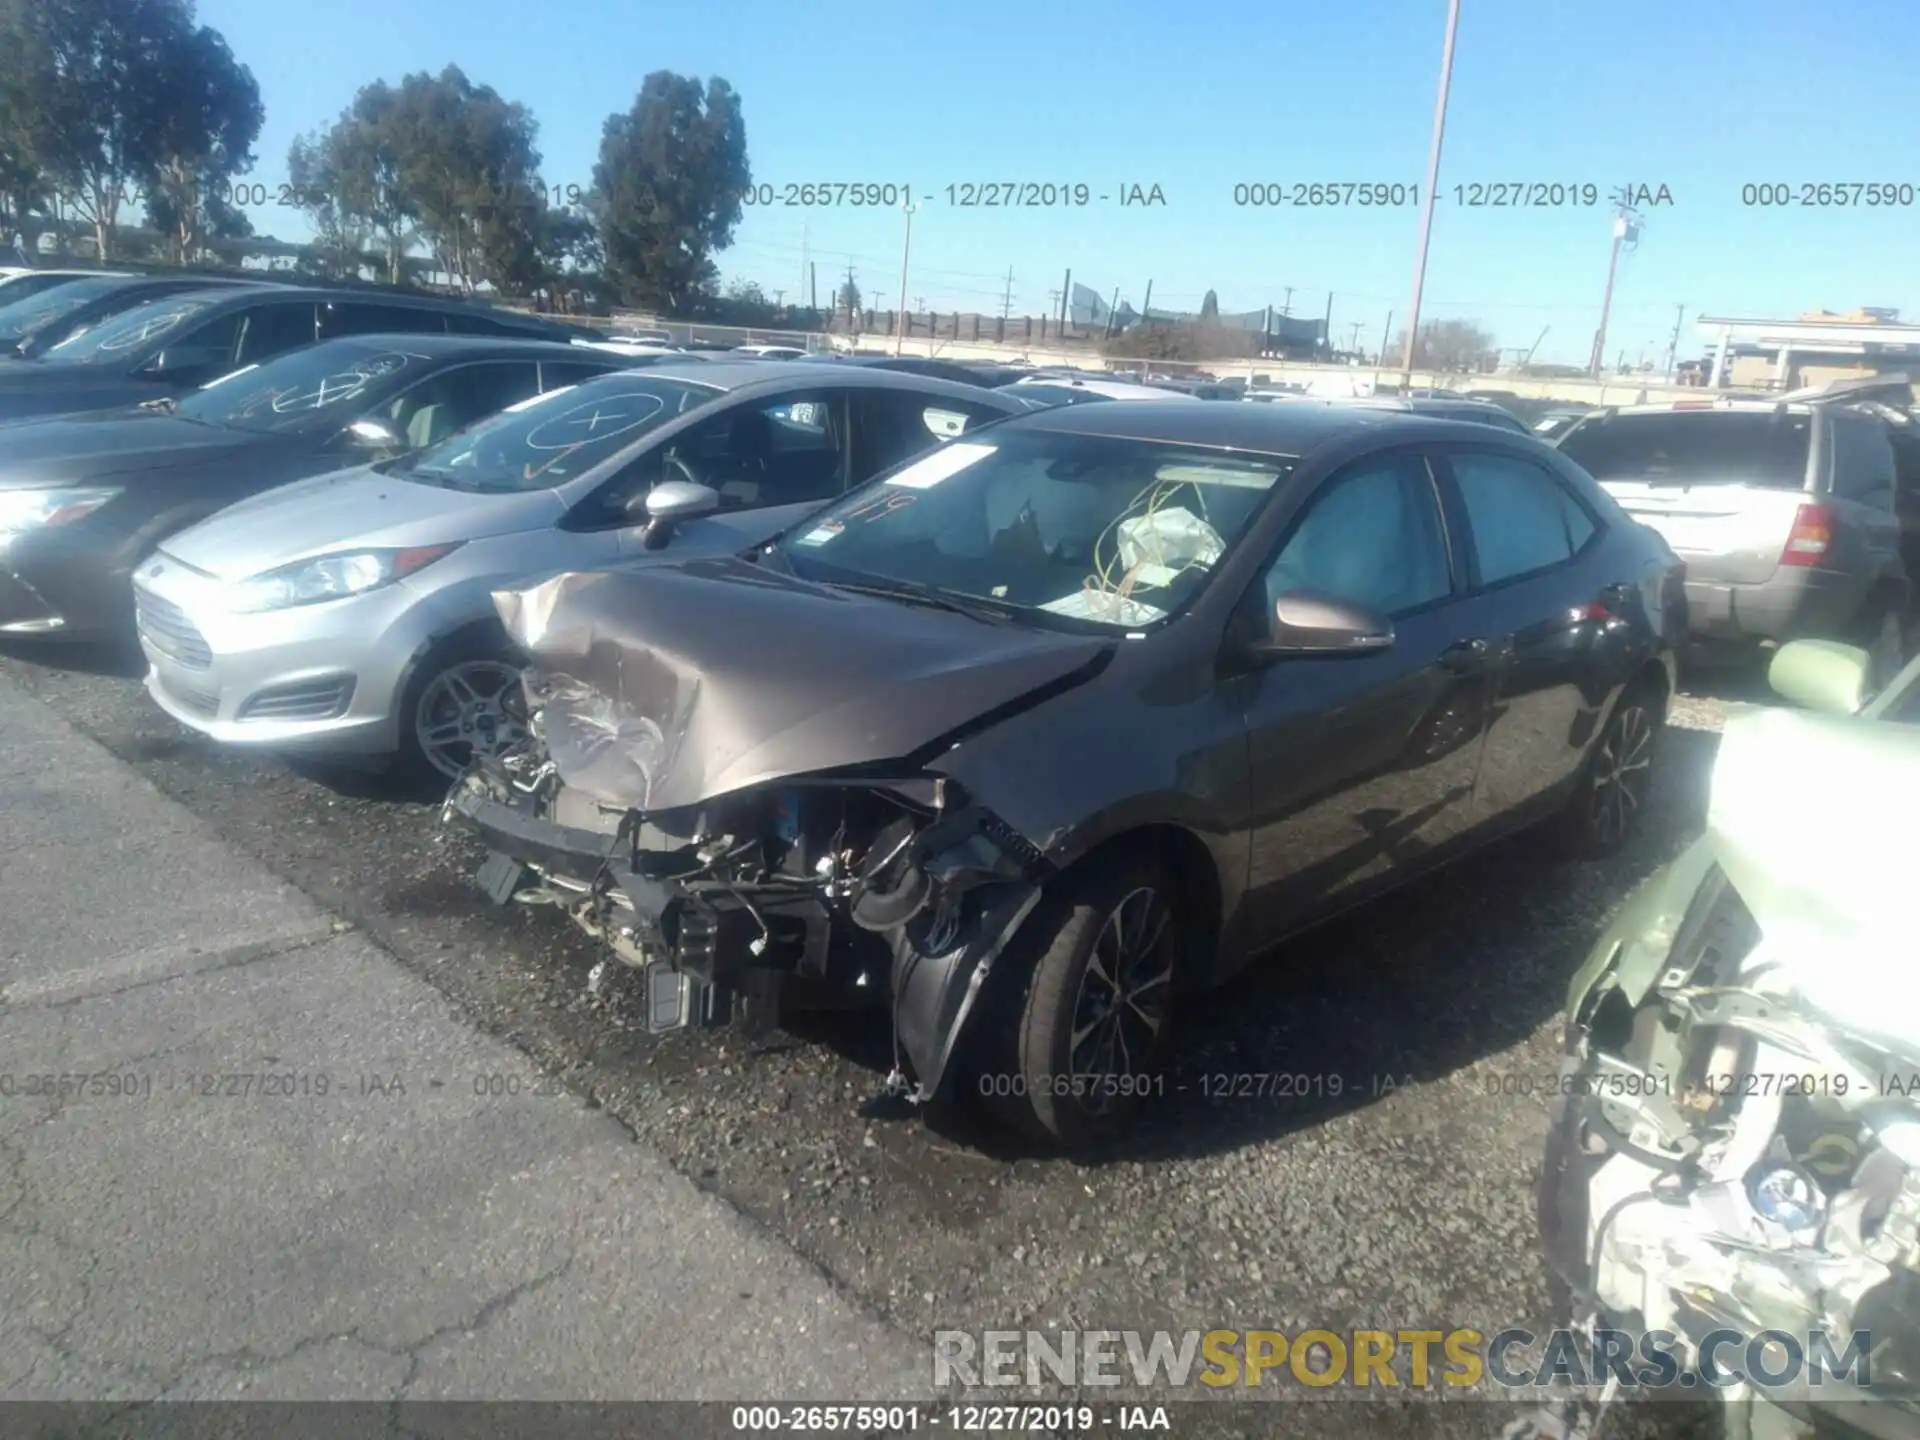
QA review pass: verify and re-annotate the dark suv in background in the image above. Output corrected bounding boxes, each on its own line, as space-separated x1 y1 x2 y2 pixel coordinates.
1555 376 1918 682
0 285 593 423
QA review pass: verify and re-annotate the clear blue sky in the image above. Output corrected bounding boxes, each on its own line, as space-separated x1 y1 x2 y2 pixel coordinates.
196 0 1920 366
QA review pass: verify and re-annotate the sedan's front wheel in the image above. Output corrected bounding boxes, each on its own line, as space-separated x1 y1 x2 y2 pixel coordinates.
978 854 1182 1148
399 634 530 783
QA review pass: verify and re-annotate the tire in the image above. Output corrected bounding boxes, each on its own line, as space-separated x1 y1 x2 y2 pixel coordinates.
1550 681 1663 859
976 852 1183 1149
395 630 531 784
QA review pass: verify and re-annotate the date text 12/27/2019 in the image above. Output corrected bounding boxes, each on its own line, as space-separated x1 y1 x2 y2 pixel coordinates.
741 182 1167 207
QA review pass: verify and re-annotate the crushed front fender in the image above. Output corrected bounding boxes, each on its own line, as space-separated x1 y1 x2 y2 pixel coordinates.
862 804 1052 1102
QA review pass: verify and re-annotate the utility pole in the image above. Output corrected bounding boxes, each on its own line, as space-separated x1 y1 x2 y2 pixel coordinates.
1378 310 1393 366
1280 286 1293 317
1347 320 1364 354
1399 0 1462 389
843 262 857 333
1322 291 1334 357
1589 189 1642 378
1000 265 1015 321
809 261 818 317
1060 267 1072 333
800 221 809 315
1663 303 1685 382
1141 280 1153 321
893 199 915 356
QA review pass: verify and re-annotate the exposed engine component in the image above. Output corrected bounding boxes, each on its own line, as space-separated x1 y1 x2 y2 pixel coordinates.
447 686 1048 1084
1545 867 1920 1438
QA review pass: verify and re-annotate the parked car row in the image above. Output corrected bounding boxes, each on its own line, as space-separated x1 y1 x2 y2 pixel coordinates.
5 273 1909 1155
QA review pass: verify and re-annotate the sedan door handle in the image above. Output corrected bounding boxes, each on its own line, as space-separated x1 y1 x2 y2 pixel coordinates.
1441 638 1492 673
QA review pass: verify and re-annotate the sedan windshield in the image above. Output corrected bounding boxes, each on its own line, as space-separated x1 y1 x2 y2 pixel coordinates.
0 276 129 343
393 372 722 492
776 430 1296 630
37 296 214 365
176 341 430 433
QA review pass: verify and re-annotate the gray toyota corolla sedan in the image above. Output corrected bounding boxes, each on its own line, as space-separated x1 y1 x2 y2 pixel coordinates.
133 363 1030 778
449 400 1688 1146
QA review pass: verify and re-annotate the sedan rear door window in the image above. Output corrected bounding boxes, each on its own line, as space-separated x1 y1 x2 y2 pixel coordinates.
1450 452 1589 585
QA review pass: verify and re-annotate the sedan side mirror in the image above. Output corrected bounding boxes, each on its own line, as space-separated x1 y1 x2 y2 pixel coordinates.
345 416 406 450
1767 639 1871 715
1251 589 1395 656
635 479 720 550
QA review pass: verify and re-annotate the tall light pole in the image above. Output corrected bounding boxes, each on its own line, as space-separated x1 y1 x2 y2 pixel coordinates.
1399 0 1462 390
893 199 916 357
1589 193 1640 377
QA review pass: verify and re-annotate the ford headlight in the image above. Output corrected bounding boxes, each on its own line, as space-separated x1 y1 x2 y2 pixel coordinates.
226 543 463 613
0 486 121 536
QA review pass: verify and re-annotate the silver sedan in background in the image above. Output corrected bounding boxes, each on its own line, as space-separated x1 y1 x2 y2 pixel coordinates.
133 363 1030 779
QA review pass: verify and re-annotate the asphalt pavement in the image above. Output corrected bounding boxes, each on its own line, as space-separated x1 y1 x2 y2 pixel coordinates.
0 673 931 1407
0 640 1740 1437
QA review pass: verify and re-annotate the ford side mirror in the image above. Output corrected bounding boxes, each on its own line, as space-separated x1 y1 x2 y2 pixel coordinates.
346 416 406 450
1252 589 1395 656
636 479 720 549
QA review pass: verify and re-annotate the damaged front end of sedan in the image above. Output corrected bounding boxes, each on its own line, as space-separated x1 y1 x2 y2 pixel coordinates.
443 563 1109 1106
1539 702 1920 1437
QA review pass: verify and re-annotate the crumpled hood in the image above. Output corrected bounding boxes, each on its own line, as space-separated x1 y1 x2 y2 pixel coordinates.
496 555 1112 812
1707 704 1919 1055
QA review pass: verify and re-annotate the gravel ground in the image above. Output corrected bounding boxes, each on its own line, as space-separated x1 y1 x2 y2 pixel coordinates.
0 640 1753 1437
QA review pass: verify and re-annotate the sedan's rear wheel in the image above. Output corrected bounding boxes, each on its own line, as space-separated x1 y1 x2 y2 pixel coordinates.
1552 684 1662 858
399 636 529 783
978 854 1181 1149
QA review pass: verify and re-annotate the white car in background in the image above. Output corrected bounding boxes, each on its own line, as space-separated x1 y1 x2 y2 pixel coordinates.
733 344 809 360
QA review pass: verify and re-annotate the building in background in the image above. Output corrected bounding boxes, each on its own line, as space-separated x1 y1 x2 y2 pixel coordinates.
1700 308 1920 390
